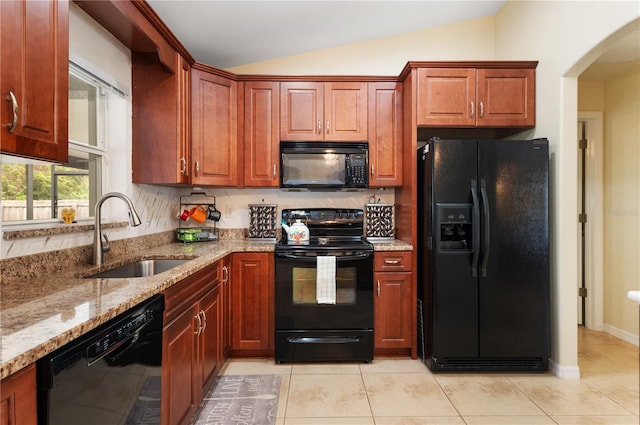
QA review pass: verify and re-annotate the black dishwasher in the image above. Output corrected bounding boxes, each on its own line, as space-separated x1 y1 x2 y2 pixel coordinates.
37 294 164 425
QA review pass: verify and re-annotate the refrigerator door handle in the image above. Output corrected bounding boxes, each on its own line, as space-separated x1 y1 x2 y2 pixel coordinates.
470 179 480 278
480 179 491 277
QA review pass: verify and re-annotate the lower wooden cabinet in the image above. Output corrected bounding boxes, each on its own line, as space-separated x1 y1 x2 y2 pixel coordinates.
162 261 221 425
231 252 274 355
374 251 413 353
0 364 37 425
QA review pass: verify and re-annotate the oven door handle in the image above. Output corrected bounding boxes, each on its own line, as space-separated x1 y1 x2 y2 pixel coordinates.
287 336 361 344
275 252 373 260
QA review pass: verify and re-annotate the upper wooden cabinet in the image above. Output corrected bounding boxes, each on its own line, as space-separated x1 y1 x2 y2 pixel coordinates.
368 82 403 187
0 0 69 163
417 67 535 128
242 81 280 187
280 82 367 141
191 66 238 186
132 51 191 184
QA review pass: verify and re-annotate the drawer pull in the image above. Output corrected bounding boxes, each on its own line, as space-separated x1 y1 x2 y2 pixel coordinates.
384 259 401 265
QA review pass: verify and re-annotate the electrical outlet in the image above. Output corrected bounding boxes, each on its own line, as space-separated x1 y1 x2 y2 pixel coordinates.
226 206 232 216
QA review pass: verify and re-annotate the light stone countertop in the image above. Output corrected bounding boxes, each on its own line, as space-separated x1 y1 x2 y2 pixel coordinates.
0 238 412 380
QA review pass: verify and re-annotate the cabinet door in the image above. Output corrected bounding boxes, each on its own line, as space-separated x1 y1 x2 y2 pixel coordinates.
231 253 273 353
368 82 402 187
221 255 232 359
280 82 323 141
191 68 238 186
162 305 198 425
477 68 535 127
243 81 280 186
324 82 368 141
0 364 37 425
417 68 476 127
133 51 190 184
0 0 68 162
197 284 221 394
374 272 413 349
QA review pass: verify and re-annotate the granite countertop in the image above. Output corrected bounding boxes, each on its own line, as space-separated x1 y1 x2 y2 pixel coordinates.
0 238 412 380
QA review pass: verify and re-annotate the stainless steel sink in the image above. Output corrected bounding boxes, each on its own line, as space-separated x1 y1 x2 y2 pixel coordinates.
84 258 191 279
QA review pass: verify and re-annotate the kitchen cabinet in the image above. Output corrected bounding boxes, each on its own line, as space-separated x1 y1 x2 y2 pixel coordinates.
0 0 68 163
368 82 403 187
417 67 535 128
280 82 367 141
0 364 36 425
374 251 413 352
242 81 280 187
231 252 273 355
191 65 238 186
132 51 191 184
221 254 233 360
162 261 221 425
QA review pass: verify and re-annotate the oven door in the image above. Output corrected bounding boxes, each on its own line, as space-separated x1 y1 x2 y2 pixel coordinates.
274 249 374 331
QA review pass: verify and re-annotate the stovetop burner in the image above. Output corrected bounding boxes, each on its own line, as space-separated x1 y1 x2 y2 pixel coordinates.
277 208 373 251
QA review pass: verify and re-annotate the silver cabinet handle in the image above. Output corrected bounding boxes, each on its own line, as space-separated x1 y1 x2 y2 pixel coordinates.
273 164 276 179
200 310 207 332
371 164 375 176
326 120 330 133
384 258 401 265
180 157 187 175
317 119 321 134
479 101 484 118
377 280 380 296
194 313 202 335
6 91 18 133
195 160 200 177
470 101 475 118
222 265 229 284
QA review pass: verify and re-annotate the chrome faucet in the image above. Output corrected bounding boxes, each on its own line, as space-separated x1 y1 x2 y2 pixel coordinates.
93 192 142 266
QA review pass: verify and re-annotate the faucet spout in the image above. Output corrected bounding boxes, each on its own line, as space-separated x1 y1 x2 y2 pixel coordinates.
93 192 142 266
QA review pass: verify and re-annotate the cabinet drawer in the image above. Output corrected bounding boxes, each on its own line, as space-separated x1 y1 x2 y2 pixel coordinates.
164 262 220 322
374 251 412 272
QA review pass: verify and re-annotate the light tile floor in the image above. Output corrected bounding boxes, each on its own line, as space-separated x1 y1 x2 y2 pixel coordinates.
215 328 639 425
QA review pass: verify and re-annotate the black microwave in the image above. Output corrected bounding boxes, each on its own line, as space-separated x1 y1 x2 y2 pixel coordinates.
280 141 368 190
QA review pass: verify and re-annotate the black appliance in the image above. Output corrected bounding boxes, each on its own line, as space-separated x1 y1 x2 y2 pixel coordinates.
37 294 164 425
417 138 550 372
280 141 368 189
275 208 374 362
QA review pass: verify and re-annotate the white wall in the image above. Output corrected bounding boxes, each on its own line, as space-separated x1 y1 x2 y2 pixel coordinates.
494 0 639 378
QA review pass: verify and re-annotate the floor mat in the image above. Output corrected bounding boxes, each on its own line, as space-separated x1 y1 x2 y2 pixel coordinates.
193 375 281 425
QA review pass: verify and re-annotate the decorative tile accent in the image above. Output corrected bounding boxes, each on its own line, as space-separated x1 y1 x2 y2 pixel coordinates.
365 203 394 240
248 204 277 240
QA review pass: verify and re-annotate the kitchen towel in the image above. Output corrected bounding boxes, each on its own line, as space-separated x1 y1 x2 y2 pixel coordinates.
316 256 336 304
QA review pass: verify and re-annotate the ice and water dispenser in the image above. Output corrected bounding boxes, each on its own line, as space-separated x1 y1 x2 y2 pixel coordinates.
435 203 473 253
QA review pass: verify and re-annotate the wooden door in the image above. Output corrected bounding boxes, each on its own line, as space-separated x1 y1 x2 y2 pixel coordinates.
0 0 68 162
197 284 221 395
324 82 368 141
374 272 413 349
132 51 190 184
417 68 476 127
191 68 238 186
162 305 198 425
243 81 280 186
231 253 273 353
280 82 323 140
0 364 36 425
368 82 402 187
476 68 535 127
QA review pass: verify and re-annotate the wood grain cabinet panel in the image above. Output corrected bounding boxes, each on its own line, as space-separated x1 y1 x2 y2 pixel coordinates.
231 253 273 355
368 82 403 187
0 364 37 425
280 82 367 141
191 67 238 186
374 251 413 351
417 67 534 128
0 0 68 162
243 81 280 187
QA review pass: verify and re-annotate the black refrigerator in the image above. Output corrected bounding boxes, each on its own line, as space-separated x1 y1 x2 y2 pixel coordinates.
417 137 550 372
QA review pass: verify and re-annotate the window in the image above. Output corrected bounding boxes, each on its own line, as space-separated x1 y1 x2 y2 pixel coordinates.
0 64 117 223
